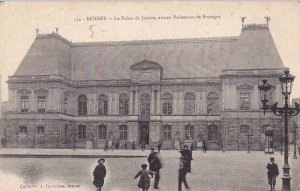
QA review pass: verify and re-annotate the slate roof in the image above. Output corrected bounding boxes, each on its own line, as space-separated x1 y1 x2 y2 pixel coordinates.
14 24 285 80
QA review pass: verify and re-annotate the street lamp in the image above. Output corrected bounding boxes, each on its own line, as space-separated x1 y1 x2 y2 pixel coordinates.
245 127 253 153
258 70 300 191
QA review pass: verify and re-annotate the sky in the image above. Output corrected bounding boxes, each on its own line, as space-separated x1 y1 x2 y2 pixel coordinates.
0 1 300 101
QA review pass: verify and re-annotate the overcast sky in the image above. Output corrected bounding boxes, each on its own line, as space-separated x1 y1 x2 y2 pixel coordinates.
0 1 299 101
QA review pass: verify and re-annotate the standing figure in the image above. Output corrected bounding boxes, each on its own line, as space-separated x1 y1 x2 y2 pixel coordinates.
134 164 153 191
157 141 162 153
132 141 136 150
202 140 207 153
149 152 162 189
178 152 189 191
180 145 193 173
266 157 279 191
93 158 106 191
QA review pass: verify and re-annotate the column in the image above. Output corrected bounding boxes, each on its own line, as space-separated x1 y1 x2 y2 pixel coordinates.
196 91 201 114
173 91 178 114
252 84 259 110
151 90 155 114
135 90 139 115
157 90 161 115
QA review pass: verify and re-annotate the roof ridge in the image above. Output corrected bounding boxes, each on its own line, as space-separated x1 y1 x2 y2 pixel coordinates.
36 33 239 47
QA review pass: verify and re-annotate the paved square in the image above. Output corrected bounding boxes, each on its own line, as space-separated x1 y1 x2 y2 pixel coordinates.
0 151 299 191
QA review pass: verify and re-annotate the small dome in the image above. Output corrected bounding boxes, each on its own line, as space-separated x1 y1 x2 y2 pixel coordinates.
130 60 163 70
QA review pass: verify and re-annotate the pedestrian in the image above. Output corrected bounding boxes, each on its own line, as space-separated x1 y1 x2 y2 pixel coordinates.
148 148 156 168
158 141 162 153
132 141 136 150
266 157 279 191
141 140 146 151
178 151 189 191
180 145 193 173
190 144 193 159
203 140 207 153
93 158 106 191
134 164 153 191
149 152 162 189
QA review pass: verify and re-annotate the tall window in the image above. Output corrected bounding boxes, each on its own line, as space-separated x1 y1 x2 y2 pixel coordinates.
64 97 68 114
19 125 27 134
78 95 87 115
185 125 194 140
98 125 107 140
207 92 219 114
98 94 108 115
37 96 46 113
184 92 195 115
208 125 217 141
163 125 171 140
140 93 150 116
20 96 29 112
119 94 129 115
162 93 172 115
37 126 45 134
240 93 250 110
119 125 128 140
78 125 86 140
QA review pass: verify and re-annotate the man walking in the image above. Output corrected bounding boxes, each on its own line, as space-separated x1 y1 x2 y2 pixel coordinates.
157 141 162 153
149 152 162 189
178 151 189 191
180 145 193 173
93 158 106 191
266 157 279 191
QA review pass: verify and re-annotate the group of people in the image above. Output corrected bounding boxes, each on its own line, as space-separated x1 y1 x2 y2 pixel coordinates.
92 146 280 191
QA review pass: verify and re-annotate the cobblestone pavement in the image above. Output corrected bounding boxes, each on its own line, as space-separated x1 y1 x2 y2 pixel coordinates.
0 150 299 191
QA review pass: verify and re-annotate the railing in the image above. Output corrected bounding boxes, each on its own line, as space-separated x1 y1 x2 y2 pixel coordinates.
162 77 220 84
242 23 269 31
222 68 288 76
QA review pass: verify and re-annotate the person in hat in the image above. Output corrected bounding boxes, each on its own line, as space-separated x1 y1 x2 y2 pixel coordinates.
134 164 153 191
178 151 190 191
180 145 193 173
93 158 106 191
149 152 162 189
266 157 279 191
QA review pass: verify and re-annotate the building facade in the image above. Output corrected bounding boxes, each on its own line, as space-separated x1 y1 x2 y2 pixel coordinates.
3 23 288 150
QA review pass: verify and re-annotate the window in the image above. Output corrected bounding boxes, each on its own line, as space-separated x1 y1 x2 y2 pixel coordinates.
37 126 45 134
78 95 87 115
98 125 107 139
140 93 150 116
163 125 171 140
162 93 172 115
78 125 86 140
119 94 129 115
64 97 68 114
19 126 27 134
185 125 194 140
98 94 108 115
21 96 29 112
184 92 195 115
37 96 46 112
208 125 217 141
119 125 128 140
240 93 250 110
207 92 219 114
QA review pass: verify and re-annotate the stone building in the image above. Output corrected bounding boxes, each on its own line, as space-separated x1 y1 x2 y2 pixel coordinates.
3 23 288 150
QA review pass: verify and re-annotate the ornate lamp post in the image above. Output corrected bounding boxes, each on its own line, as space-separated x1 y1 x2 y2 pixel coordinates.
245 127 253 153
258 70 300 191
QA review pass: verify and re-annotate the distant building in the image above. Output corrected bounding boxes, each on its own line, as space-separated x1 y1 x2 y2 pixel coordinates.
3 23 288 150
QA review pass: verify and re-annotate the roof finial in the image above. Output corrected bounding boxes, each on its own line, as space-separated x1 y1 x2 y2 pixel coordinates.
264 16 270 26
36 28 39 36
55 27 59 33
240 17 246 24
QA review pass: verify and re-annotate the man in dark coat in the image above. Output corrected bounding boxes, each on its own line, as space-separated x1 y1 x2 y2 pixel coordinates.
149 152 162 189
93 158 106 191
157 141 162 153
178 152 189 191
266 157 279 191
180 145 193 173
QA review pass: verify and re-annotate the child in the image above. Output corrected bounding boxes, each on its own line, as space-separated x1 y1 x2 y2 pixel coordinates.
93 158 106 191
134 164 153 191
266 157 279 191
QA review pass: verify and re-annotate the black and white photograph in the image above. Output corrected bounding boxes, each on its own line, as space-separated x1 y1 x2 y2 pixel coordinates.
0 1 300 191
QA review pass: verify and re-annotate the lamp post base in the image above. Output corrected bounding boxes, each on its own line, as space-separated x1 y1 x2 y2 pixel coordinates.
282 176 291 191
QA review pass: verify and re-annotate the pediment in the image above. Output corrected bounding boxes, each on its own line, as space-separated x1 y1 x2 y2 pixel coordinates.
236 84 254 90
130 60 163 70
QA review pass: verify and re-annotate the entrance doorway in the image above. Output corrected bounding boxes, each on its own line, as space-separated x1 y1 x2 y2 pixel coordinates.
265 126 274 153
140 123 149 145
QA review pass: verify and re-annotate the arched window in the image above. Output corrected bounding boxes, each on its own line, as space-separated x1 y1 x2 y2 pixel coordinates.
98 94 108 115
207 92 219 114
78 95 87 115
162 93 172 115
119 94 129 115
184 92 195 115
